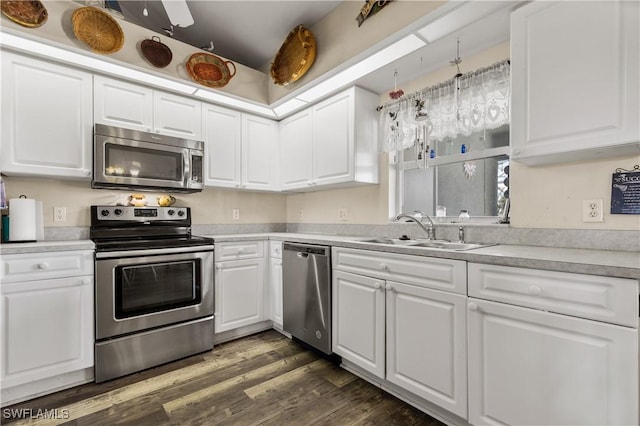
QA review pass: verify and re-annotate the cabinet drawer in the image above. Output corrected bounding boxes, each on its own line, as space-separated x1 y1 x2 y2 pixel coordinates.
1 251 93 283
215 241 264 261
269 241 282 259
468 263 639 328
332 247 466 294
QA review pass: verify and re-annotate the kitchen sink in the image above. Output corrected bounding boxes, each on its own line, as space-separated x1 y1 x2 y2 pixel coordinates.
358 237 493 251
358 237 423 245
409 241 493 251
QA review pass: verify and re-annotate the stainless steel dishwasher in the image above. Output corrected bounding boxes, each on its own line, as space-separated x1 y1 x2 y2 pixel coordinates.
282 242 332 355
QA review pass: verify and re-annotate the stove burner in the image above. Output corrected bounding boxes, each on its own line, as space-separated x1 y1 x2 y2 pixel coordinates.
90 205 213 252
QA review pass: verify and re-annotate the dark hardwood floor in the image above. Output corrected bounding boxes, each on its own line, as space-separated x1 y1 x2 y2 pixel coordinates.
1 330 444 425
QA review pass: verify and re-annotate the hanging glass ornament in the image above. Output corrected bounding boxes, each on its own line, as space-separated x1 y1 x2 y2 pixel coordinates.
463 161 477 179
389 70 404 99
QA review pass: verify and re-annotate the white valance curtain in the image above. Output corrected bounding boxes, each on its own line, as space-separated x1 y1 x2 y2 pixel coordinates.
380 60 511 152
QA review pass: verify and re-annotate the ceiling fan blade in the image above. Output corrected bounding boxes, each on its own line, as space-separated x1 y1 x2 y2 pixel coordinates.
161 0 194 28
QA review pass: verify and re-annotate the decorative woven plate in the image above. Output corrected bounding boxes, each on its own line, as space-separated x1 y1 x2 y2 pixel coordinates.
186 52 236 88
270 25 316 86
1 0 48 28
72 6 124 54
141 36 172 68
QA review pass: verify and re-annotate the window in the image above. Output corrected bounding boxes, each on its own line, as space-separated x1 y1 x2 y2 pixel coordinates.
382 60 511 222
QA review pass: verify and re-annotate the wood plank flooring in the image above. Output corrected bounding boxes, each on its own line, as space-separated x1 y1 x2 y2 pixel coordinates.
1 330 444 425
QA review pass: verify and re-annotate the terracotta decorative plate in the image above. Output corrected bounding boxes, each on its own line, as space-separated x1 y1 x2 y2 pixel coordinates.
270 25 316 86
186 52 236 88
1 0 48 28
72 6 124 54
141 36 172 68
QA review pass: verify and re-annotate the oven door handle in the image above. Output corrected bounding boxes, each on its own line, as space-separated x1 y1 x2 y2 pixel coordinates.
95 245 215 259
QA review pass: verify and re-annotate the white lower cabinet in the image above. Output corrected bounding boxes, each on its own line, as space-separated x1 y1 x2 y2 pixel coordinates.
0 250 94 405
332 248 468 419
468 263 639 426
214 242 266 333
269 241 283 328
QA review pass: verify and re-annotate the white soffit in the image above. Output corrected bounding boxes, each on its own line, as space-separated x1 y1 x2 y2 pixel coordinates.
417 1 514 43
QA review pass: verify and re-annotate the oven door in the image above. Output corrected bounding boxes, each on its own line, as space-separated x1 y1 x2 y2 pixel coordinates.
95 246 214 340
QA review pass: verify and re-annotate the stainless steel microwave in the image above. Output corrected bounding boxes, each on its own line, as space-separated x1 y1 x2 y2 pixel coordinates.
92 124 204 193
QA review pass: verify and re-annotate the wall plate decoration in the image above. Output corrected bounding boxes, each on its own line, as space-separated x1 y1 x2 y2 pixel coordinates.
270 25 316 86
1 0 48 28
610 165 640 214
186 52 236 88
72 6 124 54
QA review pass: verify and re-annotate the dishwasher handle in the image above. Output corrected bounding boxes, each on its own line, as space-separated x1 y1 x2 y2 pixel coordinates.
283 242 330 257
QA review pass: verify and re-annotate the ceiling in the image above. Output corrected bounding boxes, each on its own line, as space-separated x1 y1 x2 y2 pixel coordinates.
109 1 342 70
102 0 519 100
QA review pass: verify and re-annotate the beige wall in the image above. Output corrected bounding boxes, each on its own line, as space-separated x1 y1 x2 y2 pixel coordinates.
3 176 286 227
510 155 640 230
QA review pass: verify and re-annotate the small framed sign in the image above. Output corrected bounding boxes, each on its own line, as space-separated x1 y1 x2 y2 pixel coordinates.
610 166 640 215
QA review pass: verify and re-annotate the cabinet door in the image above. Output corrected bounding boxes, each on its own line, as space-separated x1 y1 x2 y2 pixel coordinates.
153 91 202 139
332 270 385 379
269 258 283 327
279 109 313 190
242 114 279 191
94 75 153 132
386 282 467 418
1 52 93 179
510 1 640 165
468 298 638 426
214 258 265 333
312 91 354 185
202 104 242 188
1 276 94 388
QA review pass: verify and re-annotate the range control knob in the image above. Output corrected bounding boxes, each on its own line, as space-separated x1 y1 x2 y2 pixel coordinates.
177 210 185 217
100 209 110 217
114 208 123 216
167 209 175 216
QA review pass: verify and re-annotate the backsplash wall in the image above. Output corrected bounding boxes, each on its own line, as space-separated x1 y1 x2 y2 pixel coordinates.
2 176 287 227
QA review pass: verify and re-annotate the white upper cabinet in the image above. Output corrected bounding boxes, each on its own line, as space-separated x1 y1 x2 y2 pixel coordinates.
1 52 93 179
510 0 640 165
203 104 242 187
152 91 202 139
280 109 314 190
280 86 379 191
94 75 202 139
202 104 279 191
241 114 279 191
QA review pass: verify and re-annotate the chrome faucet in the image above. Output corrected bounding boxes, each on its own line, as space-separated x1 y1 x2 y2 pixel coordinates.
394 211 436 240
458 225 465 243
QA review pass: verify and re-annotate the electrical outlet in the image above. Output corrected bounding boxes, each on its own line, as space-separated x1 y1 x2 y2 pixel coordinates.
297 209 304 221
338 208 348 221
54 206 66 222
232 209 240 220
582 199 603 223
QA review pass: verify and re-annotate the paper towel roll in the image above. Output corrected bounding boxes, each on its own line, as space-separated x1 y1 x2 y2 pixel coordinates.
9 197 37 241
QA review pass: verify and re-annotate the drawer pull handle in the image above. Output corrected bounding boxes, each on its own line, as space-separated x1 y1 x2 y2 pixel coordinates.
82 278 91 285
38 262 49 269
528 285 543 296
386 283 394 292
237 248 245 254
374 282 382 290
468 302 479 311
379 263 388 271
216 265 222 270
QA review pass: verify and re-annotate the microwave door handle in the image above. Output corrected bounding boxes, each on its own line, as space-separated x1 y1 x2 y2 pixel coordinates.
183 148 191 187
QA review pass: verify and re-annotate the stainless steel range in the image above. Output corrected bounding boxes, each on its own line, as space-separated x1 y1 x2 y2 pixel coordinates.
90 205 214 383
